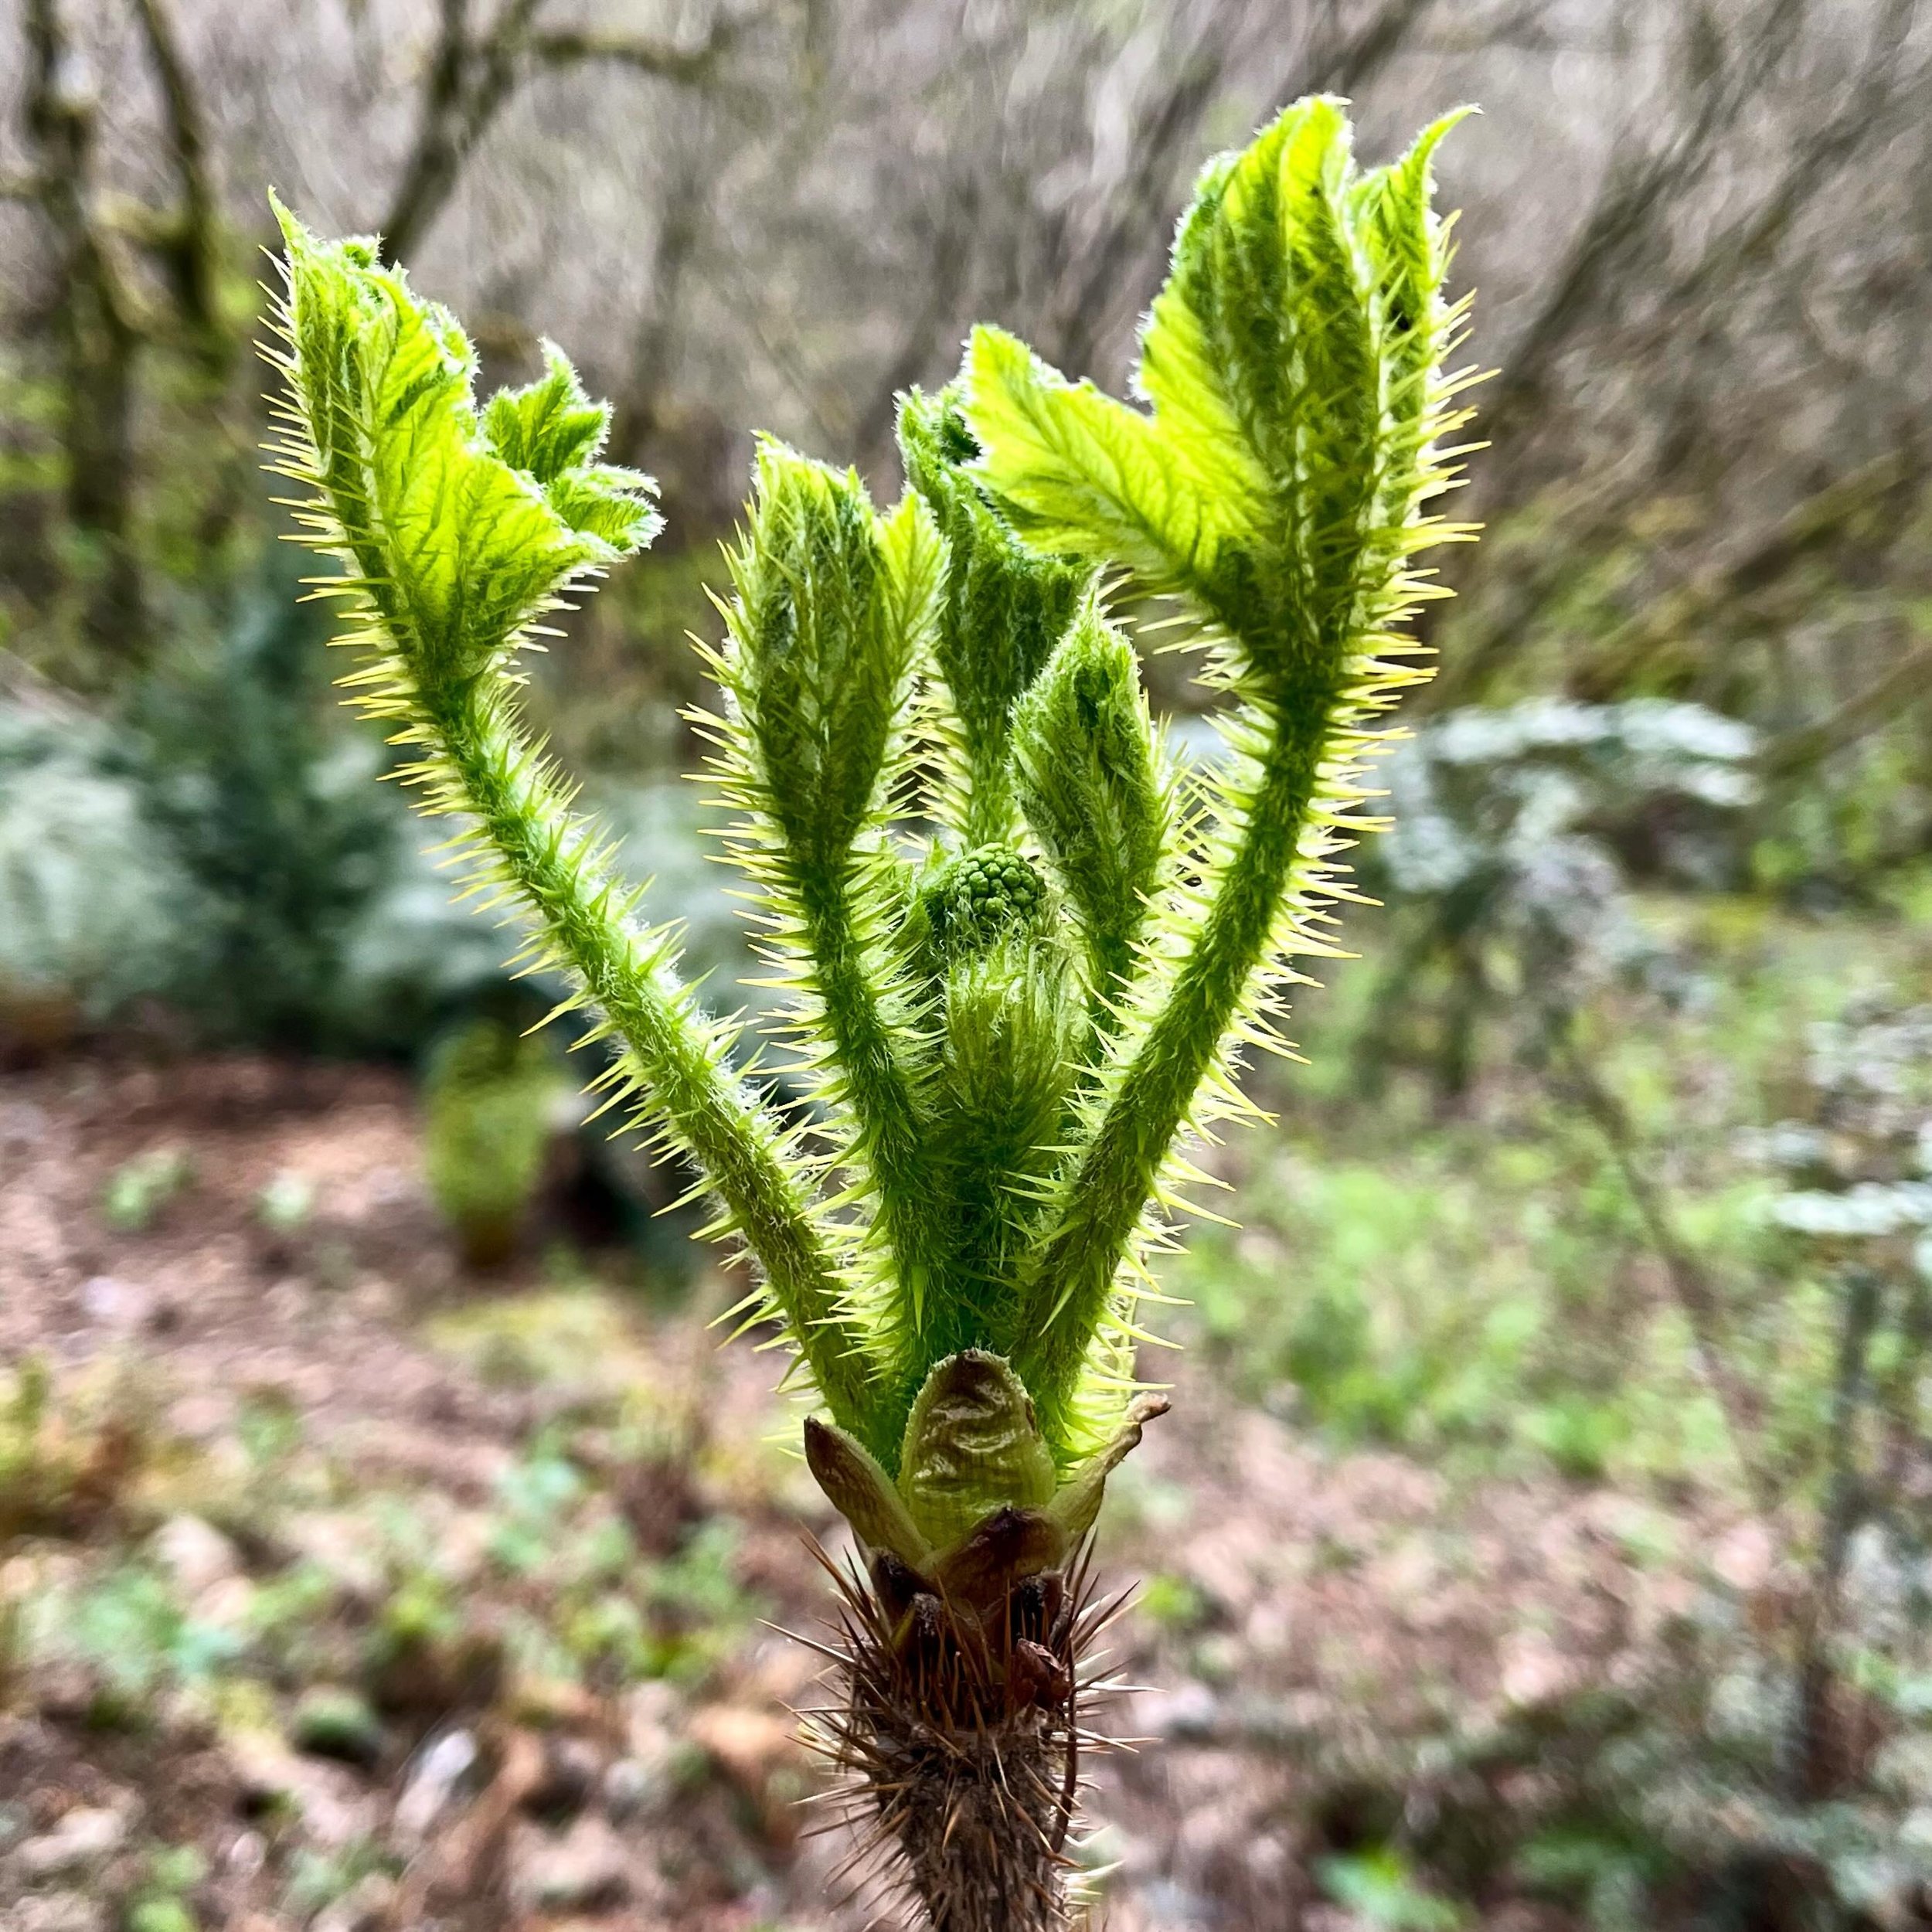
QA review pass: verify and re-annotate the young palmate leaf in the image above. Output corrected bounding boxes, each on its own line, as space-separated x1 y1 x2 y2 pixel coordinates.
267 94 1476 1932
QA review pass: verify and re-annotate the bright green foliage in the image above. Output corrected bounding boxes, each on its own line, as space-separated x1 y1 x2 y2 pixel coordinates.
267 96 1474 1562
900 389 1089 846
1012 595 1171 1022
266 196 880 1451
422 1014 563 1265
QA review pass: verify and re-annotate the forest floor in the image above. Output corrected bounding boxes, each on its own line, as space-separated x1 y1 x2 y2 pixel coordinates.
0 1052 1768 1931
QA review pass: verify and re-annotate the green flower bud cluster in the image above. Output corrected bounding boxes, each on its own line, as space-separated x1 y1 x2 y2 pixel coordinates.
920 845 1047 959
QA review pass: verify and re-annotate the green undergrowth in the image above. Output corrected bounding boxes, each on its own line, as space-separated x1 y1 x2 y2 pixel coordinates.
1174 882 1932 1494
2 1309 769 1747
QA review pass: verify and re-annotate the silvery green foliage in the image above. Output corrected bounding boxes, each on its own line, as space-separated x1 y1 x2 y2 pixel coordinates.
0 703 181 1019
267 97 1475 1563
1377 696 1759 1000
1747 1000 1932 1277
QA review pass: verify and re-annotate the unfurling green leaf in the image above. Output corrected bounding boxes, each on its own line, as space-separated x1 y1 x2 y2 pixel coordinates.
481 343 610 485
1014 595 1172 1005
965 94 1469 702
966 96 1475 1452
900 389 1090 845
271 199 658 696
267 197 881 1451
719 440 939 867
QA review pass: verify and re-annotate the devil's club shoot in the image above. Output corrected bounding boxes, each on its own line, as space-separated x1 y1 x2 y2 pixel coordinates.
266 94 1476 1931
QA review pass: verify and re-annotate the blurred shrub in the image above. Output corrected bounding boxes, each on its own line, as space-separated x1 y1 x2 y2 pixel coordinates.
1 562 753 1070
0 1357 162 1542
1753 732 1932 906
0 571 412 1051
1378 697 1757 899
126 566 403 1046
422 1014 570 1267
0 698 181 1049
1352 698 1759 1097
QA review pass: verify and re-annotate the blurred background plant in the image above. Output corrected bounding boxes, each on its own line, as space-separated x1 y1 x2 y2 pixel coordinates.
3 2 1932 1927
420 1013 571 1268
123 560 402 1050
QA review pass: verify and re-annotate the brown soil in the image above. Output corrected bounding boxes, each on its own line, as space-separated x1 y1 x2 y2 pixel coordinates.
0 1053 1724 1930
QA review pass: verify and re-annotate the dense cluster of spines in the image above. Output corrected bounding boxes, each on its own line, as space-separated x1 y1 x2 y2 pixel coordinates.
800 1539 1127 1932
265 94 1475 1929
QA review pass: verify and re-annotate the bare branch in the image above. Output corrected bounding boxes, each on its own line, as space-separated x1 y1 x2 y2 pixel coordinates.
379 0 736 266
849 176 980 467
1033 29 1226 379
526 28 723 79
1305 0 1437 94
126 0 223 343
607 112 714 482
380 0 501 267
21 0 146 645
1551 1020 1779 1517
1569 448 1921 700
1477 0 1810 481
1758 636 1932 781
1664 0 1924 316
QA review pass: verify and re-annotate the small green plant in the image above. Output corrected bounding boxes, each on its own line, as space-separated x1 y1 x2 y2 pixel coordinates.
1319 1848 1468 1931
23 1563 240 1724
267 94 1475 1929
253 1168 317 1237
125 1845 209 1932
101 1145 195 1233
279 1840 397 1923
420 1012 566 1265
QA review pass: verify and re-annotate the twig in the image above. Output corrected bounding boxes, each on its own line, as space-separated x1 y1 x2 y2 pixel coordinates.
128 0 223 344
1565 450 1920 702
1757 634 1932 781
379 0 739 264
1548 1014 1778 1518
1784 1267 1883 1801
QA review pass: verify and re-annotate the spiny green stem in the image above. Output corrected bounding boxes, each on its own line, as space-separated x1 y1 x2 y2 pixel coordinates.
791 862 951 1386
1012 707 1325 1440
427 679 884 1445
